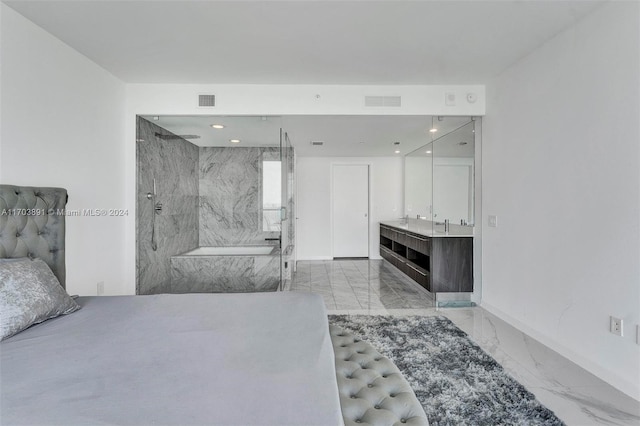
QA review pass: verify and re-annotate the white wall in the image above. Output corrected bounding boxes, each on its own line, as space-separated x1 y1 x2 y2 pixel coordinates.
482 2 640 399
296 157 403 260
0 5 127 295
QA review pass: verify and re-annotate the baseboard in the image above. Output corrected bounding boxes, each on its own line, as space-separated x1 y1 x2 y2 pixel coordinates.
296 256 333 261
481 301 640 401
297 256 384 261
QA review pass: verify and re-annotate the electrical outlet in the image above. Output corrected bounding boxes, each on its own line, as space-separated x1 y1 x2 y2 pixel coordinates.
97 281 105 296
488 215 498 228
610 316 623 336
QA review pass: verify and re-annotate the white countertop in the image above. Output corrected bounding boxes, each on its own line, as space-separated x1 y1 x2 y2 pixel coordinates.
380 219 474 238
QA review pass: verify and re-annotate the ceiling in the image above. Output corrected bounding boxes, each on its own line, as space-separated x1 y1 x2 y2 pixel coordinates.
7 0 603 157
4 0 603 85
139 115 472 157
407 120 475 158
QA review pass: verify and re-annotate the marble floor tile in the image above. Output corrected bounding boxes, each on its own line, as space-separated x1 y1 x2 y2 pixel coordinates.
290 260 640 426
291 259 436 311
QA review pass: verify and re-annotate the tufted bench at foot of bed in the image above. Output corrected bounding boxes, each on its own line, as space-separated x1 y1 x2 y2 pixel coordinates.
329 324 429 426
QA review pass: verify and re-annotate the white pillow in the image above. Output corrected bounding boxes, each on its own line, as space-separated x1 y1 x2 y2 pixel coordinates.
0 258 80 341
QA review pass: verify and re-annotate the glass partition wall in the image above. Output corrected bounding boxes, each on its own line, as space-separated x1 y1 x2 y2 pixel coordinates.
136 115 294 294
405 117 476 233
279 131 295 290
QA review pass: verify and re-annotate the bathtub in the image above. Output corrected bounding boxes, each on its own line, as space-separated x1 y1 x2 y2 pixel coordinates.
170 246 280 293
179 246 276 256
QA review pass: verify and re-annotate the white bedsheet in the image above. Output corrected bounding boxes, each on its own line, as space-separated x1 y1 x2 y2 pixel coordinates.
1 292 343 426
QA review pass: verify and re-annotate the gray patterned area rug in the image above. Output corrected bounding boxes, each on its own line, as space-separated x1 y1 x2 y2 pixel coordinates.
328 315 565 426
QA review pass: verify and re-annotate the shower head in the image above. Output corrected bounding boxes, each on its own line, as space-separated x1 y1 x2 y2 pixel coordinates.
154 132 201 140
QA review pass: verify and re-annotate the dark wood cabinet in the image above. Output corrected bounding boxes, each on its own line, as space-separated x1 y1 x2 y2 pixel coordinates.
379 224 473 293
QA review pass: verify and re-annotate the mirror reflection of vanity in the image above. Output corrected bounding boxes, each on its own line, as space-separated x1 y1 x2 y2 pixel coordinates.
380 117 477 297
405 118 475 226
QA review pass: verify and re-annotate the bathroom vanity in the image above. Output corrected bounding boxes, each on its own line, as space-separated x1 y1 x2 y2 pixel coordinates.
379 221 473 293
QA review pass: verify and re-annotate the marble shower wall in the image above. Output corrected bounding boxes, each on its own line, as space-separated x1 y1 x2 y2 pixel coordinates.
199 147 280 246
136 117 199 294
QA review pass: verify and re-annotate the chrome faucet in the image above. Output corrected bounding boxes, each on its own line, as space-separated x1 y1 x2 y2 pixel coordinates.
444 219 450 233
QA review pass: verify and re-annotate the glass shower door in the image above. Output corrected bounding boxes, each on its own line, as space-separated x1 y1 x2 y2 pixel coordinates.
279 130 295 291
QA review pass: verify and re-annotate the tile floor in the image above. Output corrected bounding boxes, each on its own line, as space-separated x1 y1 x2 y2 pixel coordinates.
291 260 640 426
291 258 435 310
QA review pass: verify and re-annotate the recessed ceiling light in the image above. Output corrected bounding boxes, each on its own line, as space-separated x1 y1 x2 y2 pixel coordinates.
211 124 225 129
429 128 438 133
394 150 401 154
230 139 241 143
426 150 432 154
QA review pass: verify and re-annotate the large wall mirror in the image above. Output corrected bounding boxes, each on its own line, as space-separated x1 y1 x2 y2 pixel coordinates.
405 117 476 226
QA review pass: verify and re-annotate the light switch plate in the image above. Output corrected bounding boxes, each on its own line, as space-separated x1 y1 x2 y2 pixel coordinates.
488 215 498 227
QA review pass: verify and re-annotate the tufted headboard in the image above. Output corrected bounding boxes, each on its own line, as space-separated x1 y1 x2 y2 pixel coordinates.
0 185 68 288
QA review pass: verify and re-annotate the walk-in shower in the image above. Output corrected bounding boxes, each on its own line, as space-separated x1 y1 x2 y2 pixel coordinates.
136 116 295 294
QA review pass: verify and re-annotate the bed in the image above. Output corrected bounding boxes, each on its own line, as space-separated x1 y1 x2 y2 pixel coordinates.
0 185 428 426
0 185 342 425
2 292 343 425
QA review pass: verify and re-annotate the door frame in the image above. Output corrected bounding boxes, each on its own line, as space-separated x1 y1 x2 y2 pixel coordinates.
330 162 371 258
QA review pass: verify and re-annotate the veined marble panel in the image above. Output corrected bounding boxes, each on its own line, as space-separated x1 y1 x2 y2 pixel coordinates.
171 254 279 293
136 117 199 295
199 147 280 246
253 255 281 291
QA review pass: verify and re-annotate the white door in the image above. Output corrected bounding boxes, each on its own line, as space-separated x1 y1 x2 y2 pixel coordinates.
332 164 369 258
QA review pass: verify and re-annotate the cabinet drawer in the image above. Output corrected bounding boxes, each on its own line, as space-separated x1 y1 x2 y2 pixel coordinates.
394 230 408 245
392 251 406 269
406 262 430 290
405 233 430 255
380 225 409 246
381 246 404 269
380 225 395 240
380 245 393 260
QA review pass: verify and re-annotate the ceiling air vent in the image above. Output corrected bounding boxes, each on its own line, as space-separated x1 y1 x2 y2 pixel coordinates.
310 141 324 146
364 95 402 107
198 94 216 107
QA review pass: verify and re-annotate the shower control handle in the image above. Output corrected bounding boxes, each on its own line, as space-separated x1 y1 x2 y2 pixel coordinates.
265 237 281 248
154 202 162 214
